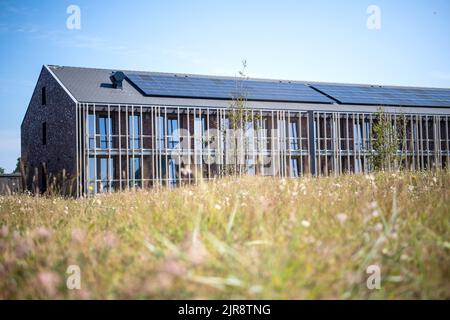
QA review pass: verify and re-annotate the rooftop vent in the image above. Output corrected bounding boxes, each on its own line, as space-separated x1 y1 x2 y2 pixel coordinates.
110 71 125 89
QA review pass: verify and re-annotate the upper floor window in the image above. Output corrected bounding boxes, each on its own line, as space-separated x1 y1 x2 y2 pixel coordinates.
156 115 165 149
289 120 299 150
41 87 47 106
194 115 206 150
88 114 114 149
129 115 141 149
98 115 113 149
168 118 179 149
88 114 95 149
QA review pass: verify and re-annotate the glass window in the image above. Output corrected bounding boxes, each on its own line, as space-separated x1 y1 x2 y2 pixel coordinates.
89 157 96 192
195 115 206 150
290 158 299 177
354 122 363 151
245 121 255 153
98 115 112 149
99 158 114 192
168 118 179 149
246 158 255 175
363 121 370 150
413 123 418 150
129 115 141 149
89 157 114 193
89 114 113 149
129 157 141 186
157 115 165 149
88 114 95 149
289 121 299 150
278 119 286 150
41 87 47 105
168 158 177 186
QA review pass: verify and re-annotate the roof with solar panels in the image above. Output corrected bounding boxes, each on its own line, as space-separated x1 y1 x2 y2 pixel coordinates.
46 65 450 108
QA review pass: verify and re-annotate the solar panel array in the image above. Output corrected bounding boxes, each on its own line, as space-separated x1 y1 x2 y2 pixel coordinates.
126 73 334 103
311 84 450 107
126 73 450 107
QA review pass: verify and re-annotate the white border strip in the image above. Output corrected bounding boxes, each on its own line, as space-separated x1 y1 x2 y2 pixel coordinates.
44 64 78 104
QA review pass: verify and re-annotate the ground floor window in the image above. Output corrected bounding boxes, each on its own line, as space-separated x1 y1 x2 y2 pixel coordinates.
88 157 115 193
129 157 141 188
290 158 299 177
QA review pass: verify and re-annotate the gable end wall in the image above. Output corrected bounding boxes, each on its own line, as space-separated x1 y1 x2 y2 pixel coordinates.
21 66 77 193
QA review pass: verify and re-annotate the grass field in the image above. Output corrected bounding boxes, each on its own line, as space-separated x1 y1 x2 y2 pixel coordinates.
0 171 449 299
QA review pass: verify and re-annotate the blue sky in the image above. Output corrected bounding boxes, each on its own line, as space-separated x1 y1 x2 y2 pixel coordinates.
0 0 449 172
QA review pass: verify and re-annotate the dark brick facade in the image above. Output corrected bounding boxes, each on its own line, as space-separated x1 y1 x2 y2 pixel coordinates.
21 66 77 194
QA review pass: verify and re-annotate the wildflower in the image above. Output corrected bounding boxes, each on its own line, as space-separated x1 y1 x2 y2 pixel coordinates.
374 223 384 232
0 263 6 278
77 289 91 300
103 231 117 249
289 211 297 224
37 271 60 296
183 231 208 265
301 220 310 228
64 206 69 214
0 225 8 237
162 259 187 276
279 179 287 191
214 204 222 210
71 228 86 244
389 232 398 240
34 227 52 240
248 285 263 295
336 213 348 224
15 238 32 258
345 272 362 285
408 185 414 192
372 210 380 218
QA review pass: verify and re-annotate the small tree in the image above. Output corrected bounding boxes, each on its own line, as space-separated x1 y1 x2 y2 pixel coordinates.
225 60 260 176
0 167 4 174
369 108 406 171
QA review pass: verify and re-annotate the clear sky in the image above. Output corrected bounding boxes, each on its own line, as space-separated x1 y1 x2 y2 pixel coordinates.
0 0 449 172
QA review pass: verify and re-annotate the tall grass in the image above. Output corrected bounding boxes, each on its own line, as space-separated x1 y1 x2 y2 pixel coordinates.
0 171 449 299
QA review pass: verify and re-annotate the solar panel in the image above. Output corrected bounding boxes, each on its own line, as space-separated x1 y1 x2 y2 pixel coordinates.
311 84 450 107
126 73 334 104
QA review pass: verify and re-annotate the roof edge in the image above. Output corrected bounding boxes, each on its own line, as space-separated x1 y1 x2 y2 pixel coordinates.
47 64 450 91
44 64 78 103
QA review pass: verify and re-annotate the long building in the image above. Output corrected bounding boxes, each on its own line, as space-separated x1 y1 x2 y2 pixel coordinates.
21 65 450 196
